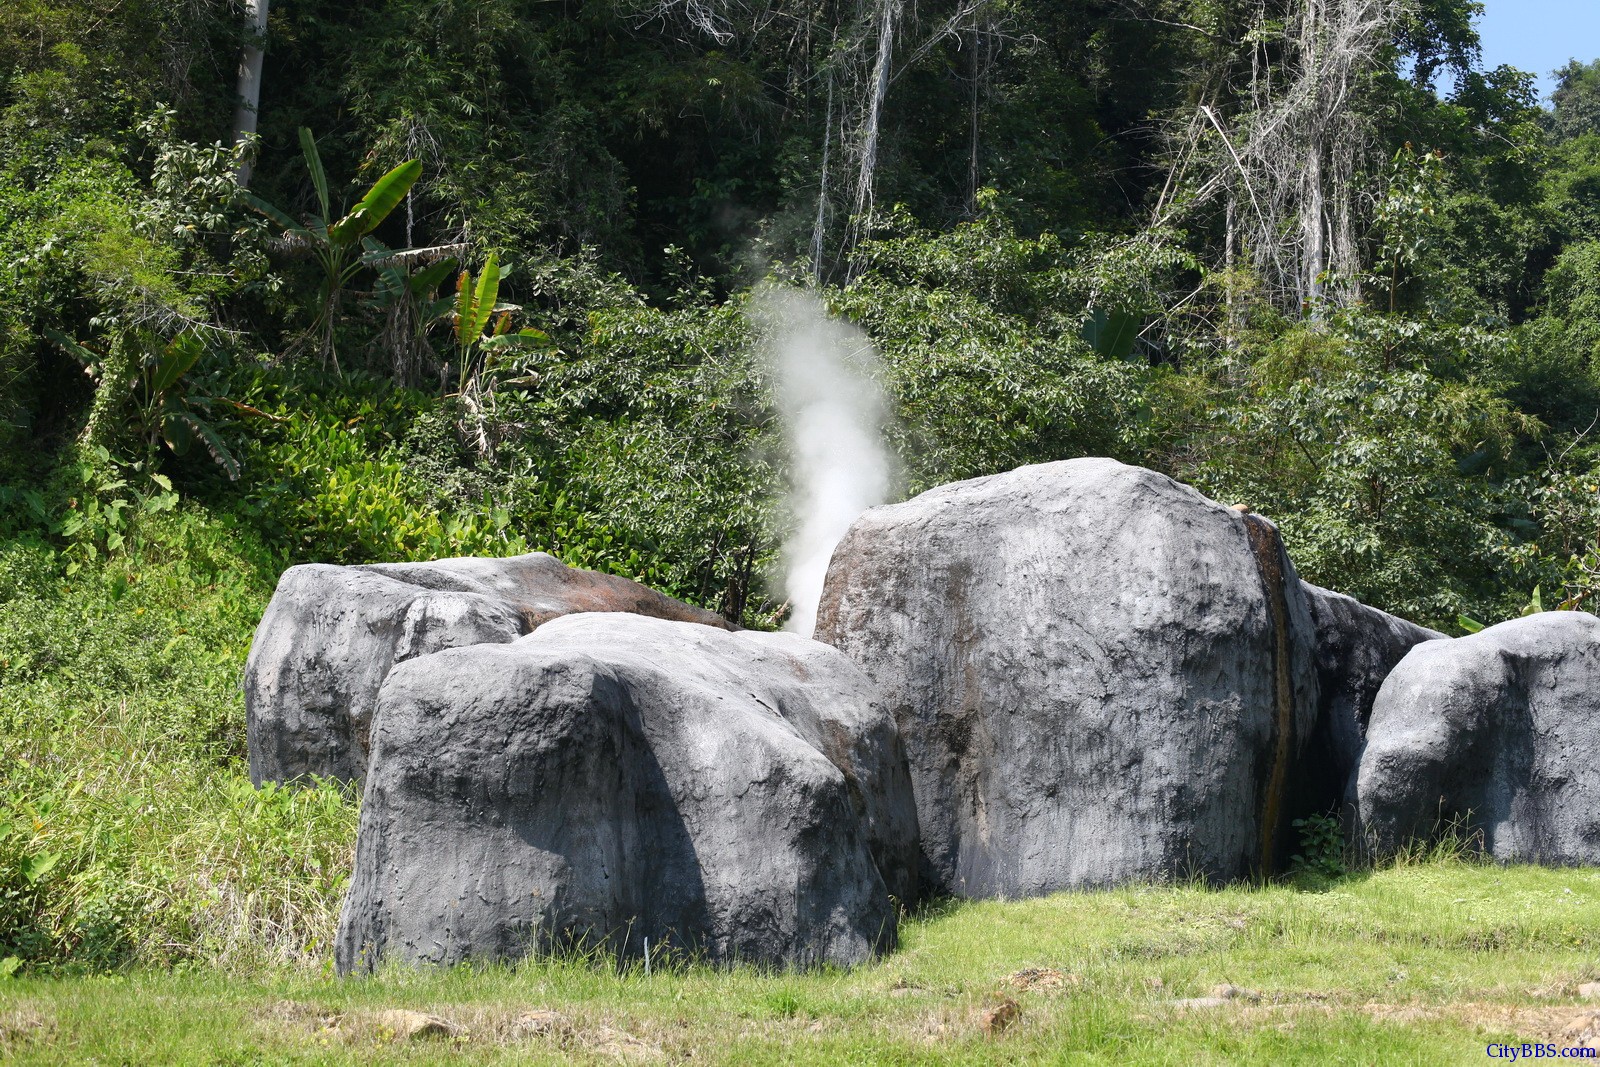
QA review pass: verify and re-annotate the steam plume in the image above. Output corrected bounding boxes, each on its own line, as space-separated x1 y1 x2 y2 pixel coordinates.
754 285 892 636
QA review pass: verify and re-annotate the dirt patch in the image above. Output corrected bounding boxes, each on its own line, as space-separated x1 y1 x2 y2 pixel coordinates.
255 999 665 1057
0 1006 52 1050
1004 968 1081 994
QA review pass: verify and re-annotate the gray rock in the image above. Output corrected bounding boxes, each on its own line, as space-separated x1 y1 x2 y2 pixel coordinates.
814 457 1320 897
1357 611 1600 864
335 612 912 973
244 553 733 785
1294 584 1444 821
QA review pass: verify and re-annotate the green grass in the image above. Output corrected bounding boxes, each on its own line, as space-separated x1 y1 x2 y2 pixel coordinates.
5 864 1600 1063
5 505 1600 1062
0 507 357 970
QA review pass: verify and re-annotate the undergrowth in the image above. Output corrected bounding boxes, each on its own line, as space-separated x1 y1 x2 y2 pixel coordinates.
0 505 356 972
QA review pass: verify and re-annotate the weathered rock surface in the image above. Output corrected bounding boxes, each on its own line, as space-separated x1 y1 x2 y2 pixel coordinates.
1294 584 1444 820
244 553 733 785
814 457 1320 897
335 612 913 973
1357 611 1600 864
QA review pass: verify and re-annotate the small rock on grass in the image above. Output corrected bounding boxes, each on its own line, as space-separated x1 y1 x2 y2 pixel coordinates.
371 1009 460 1041
1579 982 1600 1001
1565 1011 1600 1049
1209 984 1261 1002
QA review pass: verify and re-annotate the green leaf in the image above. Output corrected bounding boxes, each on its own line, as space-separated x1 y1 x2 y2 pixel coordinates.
330 159 421 246
299 127 330 221
43 328 103 369
168 412 241 481
20 851 60 884
480 328 552 351
161 410 195 455
425 295 457 322
150 334 203 396
241 192 314 241
0 957 20 979
411 258 459 297
469 252 501 343
1457 614 1485 634
1081 308 1140 361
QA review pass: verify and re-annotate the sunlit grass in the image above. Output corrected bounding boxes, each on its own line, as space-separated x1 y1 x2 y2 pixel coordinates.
6 862 1600 1063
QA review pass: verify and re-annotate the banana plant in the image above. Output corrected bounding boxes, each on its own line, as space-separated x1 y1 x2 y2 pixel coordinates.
451 252 550 396
365 243 461 388
448 252 552 457
245 128 421 371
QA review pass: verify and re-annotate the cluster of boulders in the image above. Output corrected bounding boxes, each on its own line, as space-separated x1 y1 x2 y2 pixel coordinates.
244 457 1600 975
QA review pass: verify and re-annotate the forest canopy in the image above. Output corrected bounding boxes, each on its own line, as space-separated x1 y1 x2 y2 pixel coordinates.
2 0 1600 633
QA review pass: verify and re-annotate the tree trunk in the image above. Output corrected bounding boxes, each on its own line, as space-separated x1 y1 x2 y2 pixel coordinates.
854 0 897 220
232 0 270 187
812 61 835 283
966 21 981 216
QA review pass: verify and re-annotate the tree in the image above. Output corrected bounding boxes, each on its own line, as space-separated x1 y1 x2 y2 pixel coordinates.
1549 59 1600 143
231 0 270 186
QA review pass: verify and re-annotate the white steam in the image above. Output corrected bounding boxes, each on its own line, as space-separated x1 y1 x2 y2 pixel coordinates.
754 285 892 636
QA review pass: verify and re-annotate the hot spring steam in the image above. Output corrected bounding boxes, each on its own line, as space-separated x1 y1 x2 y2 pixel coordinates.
754 286 892 636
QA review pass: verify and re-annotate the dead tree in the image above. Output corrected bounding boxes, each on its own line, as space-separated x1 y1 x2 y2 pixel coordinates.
1159 0 1406 314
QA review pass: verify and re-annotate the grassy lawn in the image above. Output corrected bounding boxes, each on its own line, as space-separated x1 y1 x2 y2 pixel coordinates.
5 860 1600 1064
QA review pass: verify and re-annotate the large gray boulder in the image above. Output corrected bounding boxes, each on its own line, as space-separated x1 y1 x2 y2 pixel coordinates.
814 457 1320 897
335 612 914 973
1357 611 1600 864
244 553 733 784
1294 584 1444 820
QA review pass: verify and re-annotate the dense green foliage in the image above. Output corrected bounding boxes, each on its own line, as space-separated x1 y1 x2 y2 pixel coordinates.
6 0 1600 978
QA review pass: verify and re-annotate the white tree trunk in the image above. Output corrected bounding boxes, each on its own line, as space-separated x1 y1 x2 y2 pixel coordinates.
232 0 270 187
812 63 835 283
854 0 897 219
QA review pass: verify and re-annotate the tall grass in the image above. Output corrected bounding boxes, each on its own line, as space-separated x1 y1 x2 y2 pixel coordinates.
0 508 356 972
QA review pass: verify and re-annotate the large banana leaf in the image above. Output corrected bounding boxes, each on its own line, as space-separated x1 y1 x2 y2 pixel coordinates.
44 328 104 370
480 327 552 351
160 406 195 456
162 407 241 481
411 258 459 296
468 252 501 344
299 127 331 221
329 159 422 247
1081 307 1140 361
149 333 203 396
242 192 315 241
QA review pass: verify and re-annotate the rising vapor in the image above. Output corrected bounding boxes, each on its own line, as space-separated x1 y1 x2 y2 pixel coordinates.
753 285 892 636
